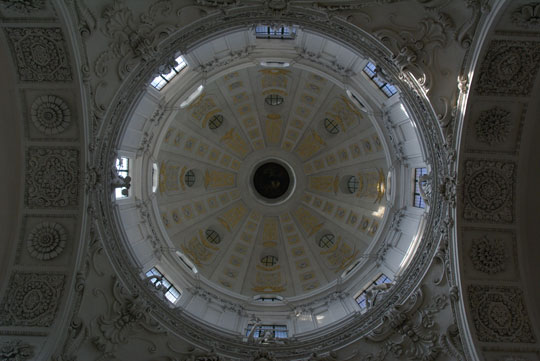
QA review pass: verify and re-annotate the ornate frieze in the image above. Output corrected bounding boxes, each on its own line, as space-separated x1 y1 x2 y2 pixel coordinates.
25 147 79 208
462 160 514 223
0 0 45 13
475 107 511 145
468 285 535 343
0 272 65 327
4 27 72 82
30 95 71 135
26 221 67 261
0 339 34 361
512 3 540 29
475 40 540 96
470 235 506 274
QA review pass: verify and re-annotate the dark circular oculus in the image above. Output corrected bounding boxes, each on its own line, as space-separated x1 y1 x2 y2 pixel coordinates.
253 162 290 199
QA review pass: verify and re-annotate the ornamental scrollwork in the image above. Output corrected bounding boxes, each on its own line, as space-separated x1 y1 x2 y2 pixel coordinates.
91 278 165 355
360 287 457 361
0 340 34 361
95 0 176 80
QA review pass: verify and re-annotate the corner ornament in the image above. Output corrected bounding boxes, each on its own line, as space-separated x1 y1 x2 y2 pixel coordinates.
92 279 165 355
0 340 34 361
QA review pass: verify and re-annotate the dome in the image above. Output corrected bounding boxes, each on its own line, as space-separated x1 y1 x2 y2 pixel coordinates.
8 1 540 361
114 26 428 337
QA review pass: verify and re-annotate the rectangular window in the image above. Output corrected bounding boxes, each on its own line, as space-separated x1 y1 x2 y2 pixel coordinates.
246 324 288 338
150 55 187 91
255 25 296 39
145 267 182 303
363 61 397 97
413 167 428 208
354 274 392 310
115 157 130 199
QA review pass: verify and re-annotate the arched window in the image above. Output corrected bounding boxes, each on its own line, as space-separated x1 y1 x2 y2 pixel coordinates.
184 169 196 187
150 55 187 91
265 94 284 106
413 167 428 208
115 157 130 199
354 274 391 310
318 233 336 248
261 255 278 266
145 267 182 303
363 61 397 97
324 118 340 134
205 229 221 244
208 114 224 130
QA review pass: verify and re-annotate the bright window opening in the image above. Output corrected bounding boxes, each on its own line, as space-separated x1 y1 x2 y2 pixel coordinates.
246 324 288 338
150 55 187 91
152 163 158 193
363 62 397 97
255 25 296 39
354 274 392 310
413 167 428 208
115 157 130 199
145 267 182 303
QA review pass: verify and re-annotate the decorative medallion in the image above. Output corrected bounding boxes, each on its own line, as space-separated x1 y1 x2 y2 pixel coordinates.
0 340 34 361
31 95 71 135
470 235 506 274
476 40 540 96
0 272 65 327
4 27 72 82
25 147 79 208
512 3 540 29
463 160 514 223
468 285 535 343
26 222 67 260
475 107 511 145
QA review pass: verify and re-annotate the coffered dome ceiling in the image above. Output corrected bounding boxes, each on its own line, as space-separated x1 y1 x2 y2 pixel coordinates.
113 26 429 331
155 65 389 297
3 1 540 360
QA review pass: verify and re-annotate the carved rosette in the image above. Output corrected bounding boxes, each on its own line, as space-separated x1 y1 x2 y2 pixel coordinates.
0 340 34 361
468 285 535 343
31 95 71 135
476 40 540 96
475 107 511 145
470 236 506 274
0 272 65 327
463 160 514 223
27 221 67 260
